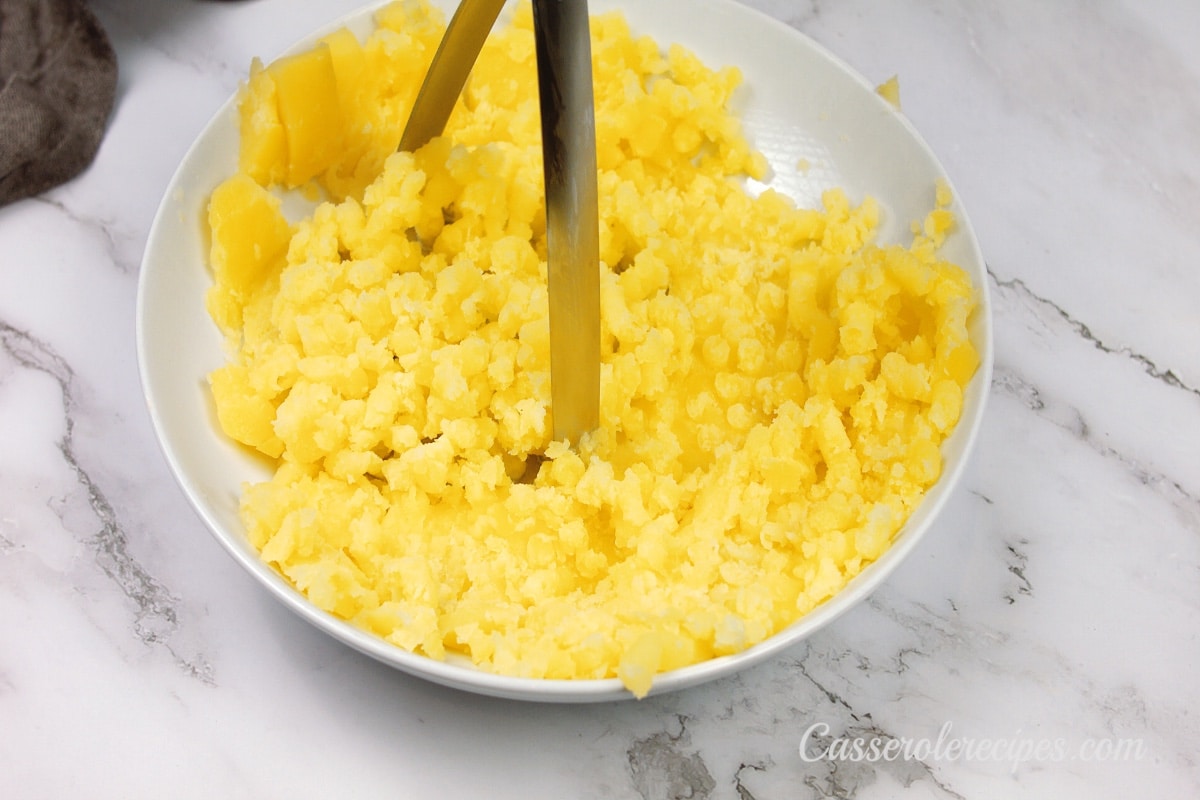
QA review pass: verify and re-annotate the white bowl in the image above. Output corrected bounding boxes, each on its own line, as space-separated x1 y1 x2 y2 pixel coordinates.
137 0 992 702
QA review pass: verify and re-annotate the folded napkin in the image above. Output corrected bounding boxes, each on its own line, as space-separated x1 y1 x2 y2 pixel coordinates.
0 0 117 207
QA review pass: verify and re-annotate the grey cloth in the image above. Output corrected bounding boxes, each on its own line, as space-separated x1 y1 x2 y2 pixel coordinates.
0 0 117 206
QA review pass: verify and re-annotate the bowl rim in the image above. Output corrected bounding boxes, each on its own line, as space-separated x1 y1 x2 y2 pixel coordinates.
136 0 993 703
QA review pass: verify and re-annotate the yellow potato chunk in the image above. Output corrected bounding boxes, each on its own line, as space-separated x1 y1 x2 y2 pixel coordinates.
269 43 345 187
209 362 285 458
237 43 347 189
237 59 286 186
205 172 292 333
876 74 901 109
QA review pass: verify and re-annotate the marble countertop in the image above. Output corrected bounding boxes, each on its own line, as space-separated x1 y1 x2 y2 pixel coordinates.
2 0 1197 797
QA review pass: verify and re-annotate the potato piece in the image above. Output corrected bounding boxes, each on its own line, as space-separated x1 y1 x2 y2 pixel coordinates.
209 363 285 457
269 43 345 186
237 58 287 185
206 172 292 332
319 28 366 124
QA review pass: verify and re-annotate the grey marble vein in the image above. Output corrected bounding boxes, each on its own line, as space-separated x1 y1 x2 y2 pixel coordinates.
628 715 718 800
0 319 214 685
732 760 771 800
990 271 1200 401
31 196 137 276
992 362 1200 527
1003 540 1033 605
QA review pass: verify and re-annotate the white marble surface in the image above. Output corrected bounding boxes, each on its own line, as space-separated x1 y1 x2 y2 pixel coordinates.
2 0 1197 797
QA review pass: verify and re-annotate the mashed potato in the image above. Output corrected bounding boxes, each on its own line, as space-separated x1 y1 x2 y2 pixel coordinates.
205 1 978 697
